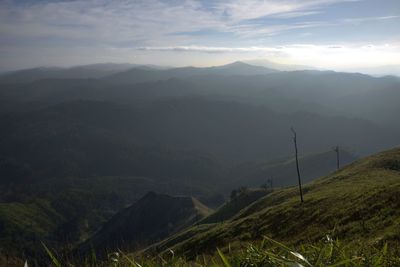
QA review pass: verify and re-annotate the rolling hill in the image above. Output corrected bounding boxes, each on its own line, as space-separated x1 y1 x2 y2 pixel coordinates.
0 63 137 83
103 61 276 84
79 192 212 256
2 63 398 130
0 98 394 177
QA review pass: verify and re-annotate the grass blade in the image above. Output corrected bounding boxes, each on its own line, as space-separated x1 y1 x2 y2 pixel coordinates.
263 236 312 267
41 242 61 267
328 257 360 266
217 248 232 267
118 249 141 267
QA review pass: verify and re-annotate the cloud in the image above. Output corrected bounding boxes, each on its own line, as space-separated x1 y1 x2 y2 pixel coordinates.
135 43 400 69
228 14 400 38
136 45 280 53
0 0 222 45
0 0 369 45
213 0 361 20
340 15 400 24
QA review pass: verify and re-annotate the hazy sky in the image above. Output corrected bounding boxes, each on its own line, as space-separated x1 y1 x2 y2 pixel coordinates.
0 0 399 71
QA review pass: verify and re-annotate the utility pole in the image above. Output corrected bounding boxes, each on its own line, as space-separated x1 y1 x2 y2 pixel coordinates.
334 145 340 170
291 127 304 203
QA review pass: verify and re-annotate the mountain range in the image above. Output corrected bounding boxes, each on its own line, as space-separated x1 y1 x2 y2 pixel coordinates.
0 61 399 264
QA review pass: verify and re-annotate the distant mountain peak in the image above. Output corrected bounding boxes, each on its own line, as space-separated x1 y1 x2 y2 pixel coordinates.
218 61 267 69
211 61 277 74
223 61 251 66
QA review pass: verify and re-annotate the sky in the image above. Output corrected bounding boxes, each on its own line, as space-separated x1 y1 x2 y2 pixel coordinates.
0 0 399 72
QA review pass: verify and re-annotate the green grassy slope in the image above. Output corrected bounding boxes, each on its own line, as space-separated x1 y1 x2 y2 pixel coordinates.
0 199 63 255
147 147 400 258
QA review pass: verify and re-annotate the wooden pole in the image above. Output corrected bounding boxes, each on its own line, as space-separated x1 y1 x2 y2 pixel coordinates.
291 127 304 203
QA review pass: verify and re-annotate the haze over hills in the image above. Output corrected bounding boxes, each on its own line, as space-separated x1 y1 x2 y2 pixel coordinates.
1 61 399 129
243 59 316 72
0 61 398 189
101 61 276 84
0 60 399 265
0 63 139 83
2 60 399 79
230 149 357 188
343 65 400 77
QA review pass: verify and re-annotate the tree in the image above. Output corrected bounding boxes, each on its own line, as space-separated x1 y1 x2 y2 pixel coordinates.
291 127 304 203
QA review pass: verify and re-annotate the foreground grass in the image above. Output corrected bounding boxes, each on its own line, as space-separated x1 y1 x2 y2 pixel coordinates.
39 235 400 267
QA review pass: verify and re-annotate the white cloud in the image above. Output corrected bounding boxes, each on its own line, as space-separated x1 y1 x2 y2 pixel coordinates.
0 0 369 45
135 43 400 69
0 0 222 45
340 15 400 24
210 0 360 21
137 45 280 53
